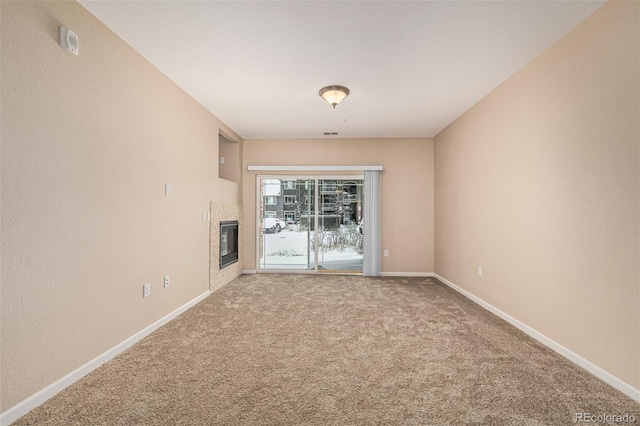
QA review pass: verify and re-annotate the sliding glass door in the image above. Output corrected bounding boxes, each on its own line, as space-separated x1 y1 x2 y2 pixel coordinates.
258 178 315 270
317 179 363 271
257 176 363 273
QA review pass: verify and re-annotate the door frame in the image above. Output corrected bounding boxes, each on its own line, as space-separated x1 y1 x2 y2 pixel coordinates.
255 174 364 274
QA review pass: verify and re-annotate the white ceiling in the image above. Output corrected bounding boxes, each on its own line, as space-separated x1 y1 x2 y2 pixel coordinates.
78 1 604 140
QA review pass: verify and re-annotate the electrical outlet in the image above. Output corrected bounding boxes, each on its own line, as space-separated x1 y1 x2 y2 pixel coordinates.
384 250 389 257
165 184 171 196
477 266 483 277
164 276 170 288
143 283 150 298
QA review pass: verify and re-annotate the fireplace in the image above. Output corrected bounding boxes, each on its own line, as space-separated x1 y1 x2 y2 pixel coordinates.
219 221 239 269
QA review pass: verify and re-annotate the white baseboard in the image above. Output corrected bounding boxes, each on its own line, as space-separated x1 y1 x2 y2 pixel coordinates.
0 290 211 426
380 272 436 277
244 271 435 277
433 274 640 403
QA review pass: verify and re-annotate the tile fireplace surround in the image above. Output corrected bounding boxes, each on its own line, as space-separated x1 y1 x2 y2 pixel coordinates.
210 202 243 292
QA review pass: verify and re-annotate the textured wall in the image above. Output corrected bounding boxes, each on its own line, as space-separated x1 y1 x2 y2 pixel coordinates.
219 135 241 183
242 138 435 274
1 1 241 411
435 1 639 388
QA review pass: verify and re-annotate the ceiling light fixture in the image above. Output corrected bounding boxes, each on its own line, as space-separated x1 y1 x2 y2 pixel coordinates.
319 85 350 108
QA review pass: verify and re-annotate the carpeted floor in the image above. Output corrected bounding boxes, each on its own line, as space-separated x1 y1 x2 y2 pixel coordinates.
14 274 640 425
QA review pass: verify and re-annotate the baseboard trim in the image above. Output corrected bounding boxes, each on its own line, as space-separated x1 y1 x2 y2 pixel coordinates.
243 271 436 277
380 272 435 277
433 274 640 403
0 290 211 426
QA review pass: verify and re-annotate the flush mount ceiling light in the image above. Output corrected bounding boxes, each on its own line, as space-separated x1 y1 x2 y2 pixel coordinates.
319 85 350 108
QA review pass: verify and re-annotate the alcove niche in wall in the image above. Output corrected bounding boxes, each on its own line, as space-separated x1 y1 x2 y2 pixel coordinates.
219 132 240 183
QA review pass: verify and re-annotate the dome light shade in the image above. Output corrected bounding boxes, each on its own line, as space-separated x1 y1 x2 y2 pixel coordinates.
319 85 350 108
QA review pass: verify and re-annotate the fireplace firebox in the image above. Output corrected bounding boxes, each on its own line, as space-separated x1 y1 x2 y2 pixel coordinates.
219 221 239 269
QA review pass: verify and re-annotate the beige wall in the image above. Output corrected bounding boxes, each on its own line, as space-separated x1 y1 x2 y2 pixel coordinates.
1 1 242 410
435 0 639 389
242 138 435 274
219 134 241 183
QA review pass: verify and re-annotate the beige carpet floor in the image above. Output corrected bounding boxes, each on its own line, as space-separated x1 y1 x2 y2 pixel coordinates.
14 274 640 425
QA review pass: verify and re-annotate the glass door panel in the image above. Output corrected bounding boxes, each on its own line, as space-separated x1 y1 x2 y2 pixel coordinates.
258 178 315 270
317 179 364 272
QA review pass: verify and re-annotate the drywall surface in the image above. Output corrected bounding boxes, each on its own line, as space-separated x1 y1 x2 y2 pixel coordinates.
1 1 241 411
219 135 241 183
435 1 639 388
243 138 435 274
